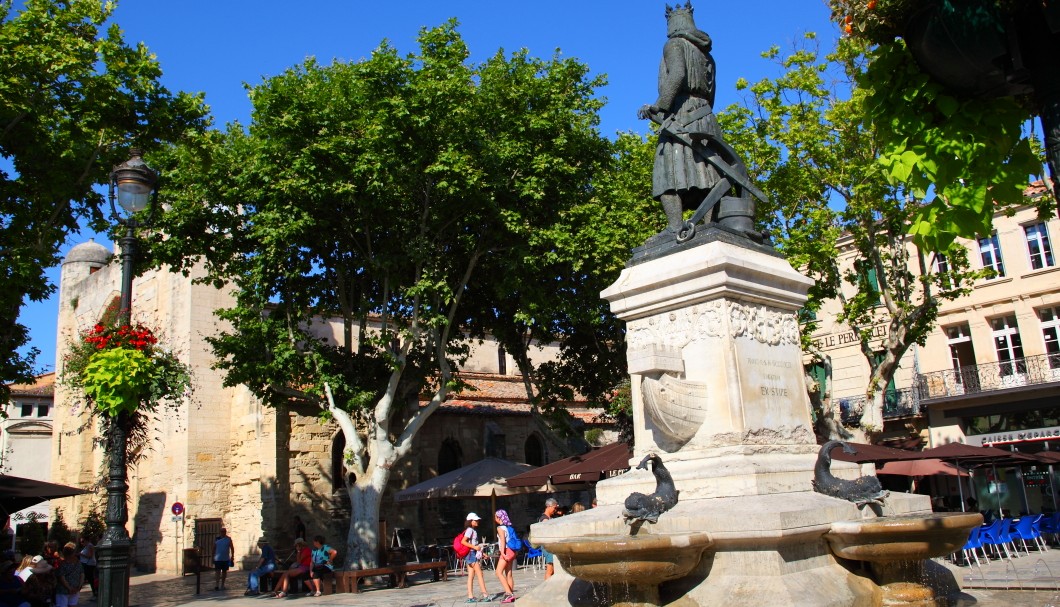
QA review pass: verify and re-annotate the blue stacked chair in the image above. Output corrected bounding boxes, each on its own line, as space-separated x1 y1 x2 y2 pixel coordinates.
979 519 1014 560
1040 512 1060 544
998 518 1021 557
958 524 985 567
1013 514 1048 552
522 547 544 571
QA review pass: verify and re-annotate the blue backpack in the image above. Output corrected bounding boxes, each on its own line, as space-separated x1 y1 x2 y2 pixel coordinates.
505 526 523 551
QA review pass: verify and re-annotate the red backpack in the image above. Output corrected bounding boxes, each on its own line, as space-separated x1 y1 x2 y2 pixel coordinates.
453 530 472 558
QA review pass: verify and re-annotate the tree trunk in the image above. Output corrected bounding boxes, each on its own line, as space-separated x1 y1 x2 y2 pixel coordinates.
343 464 390 569
859 389 886 436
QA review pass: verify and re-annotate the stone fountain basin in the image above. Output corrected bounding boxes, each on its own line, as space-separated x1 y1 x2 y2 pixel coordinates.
543 531 713 585
825 512 983 562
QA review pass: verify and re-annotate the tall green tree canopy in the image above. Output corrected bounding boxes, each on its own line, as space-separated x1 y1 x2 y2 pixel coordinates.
149 21 652 567
0 0 209 400
720 35 985 435
827 0 1049 252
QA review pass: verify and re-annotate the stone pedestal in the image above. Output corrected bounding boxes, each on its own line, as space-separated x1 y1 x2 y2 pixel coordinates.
517 231 933 607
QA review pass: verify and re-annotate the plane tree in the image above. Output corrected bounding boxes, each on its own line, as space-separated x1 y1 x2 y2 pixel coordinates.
719 36 991 436
148 21 622 567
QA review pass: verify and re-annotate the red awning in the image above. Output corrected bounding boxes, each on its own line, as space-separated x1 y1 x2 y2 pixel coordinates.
506 442 632 488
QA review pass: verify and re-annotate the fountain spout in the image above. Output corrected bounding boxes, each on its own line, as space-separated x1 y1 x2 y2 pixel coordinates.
812 440 889 507
623 453 678 525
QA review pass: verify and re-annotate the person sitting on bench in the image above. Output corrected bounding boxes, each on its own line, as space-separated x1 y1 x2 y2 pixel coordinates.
272 538 310 598
306 535 337 597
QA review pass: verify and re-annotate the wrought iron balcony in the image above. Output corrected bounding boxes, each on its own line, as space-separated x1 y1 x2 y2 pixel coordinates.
914 353 1060 401
838 387 921 426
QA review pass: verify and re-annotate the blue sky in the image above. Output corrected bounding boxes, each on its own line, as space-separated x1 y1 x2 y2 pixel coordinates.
19 0 839 373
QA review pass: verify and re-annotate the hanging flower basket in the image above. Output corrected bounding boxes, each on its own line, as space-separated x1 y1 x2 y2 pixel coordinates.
63 322 192 418
902 1 1030 97
831 0 1057 97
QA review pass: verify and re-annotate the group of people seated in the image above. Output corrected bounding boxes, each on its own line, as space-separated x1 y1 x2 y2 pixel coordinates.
249 535 337 598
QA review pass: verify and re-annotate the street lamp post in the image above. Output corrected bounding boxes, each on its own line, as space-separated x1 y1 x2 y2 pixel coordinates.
96 149 158 607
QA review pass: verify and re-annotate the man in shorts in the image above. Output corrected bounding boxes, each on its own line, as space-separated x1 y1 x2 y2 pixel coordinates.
213 527 235 591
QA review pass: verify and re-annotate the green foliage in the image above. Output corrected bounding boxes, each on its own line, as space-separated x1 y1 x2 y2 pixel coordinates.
149 19 628 450
598 380 633 445
62 322 192 418
81 507 105 541
828 1 1043 252
583 427 603 446
47 508 73 547
20 517 45 555
721 35 985 431
81 348 157 416
147 21 647 565
469 130 661 426
0 0 209 401
860 40 1038 252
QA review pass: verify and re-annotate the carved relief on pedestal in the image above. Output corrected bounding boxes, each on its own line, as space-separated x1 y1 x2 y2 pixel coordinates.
628 301 801 449
728 302 800 346
627 301 798 362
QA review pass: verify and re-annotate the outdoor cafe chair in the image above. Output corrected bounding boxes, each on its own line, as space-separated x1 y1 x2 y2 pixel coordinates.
979 520 1014 560
957 525 985 567
1013 515 1047 553
522 546 544 572
1039 512 1060 544
480 543 499 571
998 517 1022 557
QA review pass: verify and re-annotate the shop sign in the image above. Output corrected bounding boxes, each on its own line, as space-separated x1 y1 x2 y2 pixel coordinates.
970 425 1060 446
811 324 888 351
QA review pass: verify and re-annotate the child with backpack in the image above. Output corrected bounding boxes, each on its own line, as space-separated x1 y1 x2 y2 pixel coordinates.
456 512 490 603
494 509 521 604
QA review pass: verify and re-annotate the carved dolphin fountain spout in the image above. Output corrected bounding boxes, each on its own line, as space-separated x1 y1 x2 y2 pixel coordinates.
623 453 679 524
812 440 888 507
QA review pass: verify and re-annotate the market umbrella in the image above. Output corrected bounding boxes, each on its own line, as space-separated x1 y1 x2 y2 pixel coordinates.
395 458 542 544
505 442 632 489
876 458 969 477
912 443 1036 512
0 474 92 516
395 458 541 502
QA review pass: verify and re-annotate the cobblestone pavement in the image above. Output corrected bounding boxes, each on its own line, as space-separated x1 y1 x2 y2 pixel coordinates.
940 541 1060 591
85 565 551 607
75 558 1060 607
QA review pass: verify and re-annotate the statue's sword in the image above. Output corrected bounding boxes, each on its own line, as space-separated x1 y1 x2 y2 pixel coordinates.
648 110 767 203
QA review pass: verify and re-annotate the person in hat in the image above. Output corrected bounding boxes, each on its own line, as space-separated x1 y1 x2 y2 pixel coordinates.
246 538 276 596
21 557 55 607
272 538 310 598
460 513 489 603
493 510 517 604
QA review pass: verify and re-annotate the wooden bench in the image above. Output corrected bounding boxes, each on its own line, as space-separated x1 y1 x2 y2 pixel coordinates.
265 568 338 595
339 560 447 593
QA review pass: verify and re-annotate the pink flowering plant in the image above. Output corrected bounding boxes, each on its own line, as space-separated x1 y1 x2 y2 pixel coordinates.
63 322 192 418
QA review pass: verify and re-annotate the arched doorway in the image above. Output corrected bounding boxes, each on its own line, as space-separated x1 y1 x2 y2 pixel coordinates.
524 433 545 466
438 438 462 474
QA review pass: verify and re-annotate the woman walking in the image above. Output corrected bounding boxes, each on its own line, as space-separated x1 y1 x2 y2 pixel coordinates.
494 510 517 604
460 513 490 603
